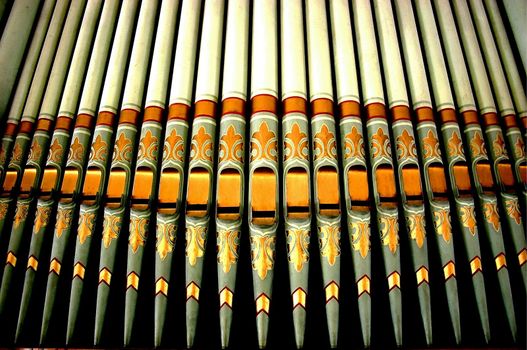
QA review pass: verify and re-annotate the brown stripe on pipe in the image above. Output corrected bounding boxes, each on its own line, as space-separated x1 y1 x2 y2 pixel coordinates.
144 106 164 123
96 111 116 126
365 102 386 120
36 118 54 132
119 109 140 126
481 112 499 127
438 108 457 124
168 103 190 120
19 121 34 134
55 116 74 131
3 123 17 136
503 114 518 129
311 98 333 117
521 116 527 130
74 113 95 129
283 96 306 115
252 94 277 115
222 97 245 116
339 100 360 118
415 107 434 123
461 110 479 125
391 105 411 122
195 100 216 118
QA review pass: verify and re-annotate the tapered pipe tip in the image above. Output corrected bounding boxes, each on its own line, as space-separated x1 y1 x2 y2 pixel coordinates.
325 299 339 348
471 272 490 341
292 307 306 349
219 305 233 349
154 294 168 348
124 288 139 347
256 312 269 349
357 294 371 348
186 298 199 348
416 283 432 346
94 284 111 346
388 288 402 347
0 267 14 314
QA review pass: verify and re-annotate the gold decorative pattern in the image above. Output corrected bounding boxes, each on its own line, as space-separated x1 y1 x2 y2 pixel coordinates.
101 214 120 248
408 213 426 248
220 125 244 162
255 293 270 315
156 222 176 260
251 122 277 162
514 137 525 160
387 272 401 290
371 127 391 159
13 203 29 229
314 124 337 160
186 225 207 266
470 256 482 275
6 251 16 267
483 202 500 231
380 216 399 254
34 205 51 233
129 216 148 253
344 126 365 160
0 202 8 221
138 130 158 162
448 132 464 158
351 221 370 259
55 207 73 238
292 288 307 309
217 229 240 273
396 129 417 160
470 132 487 158
68 137 84 163
186 282 200 301
89 135 107 163
492 133 507 158
443 261 456 280
460 205 477 236
423 130 441 159
286 228 309 272
0 147 6 165
518 249 527 267
48 138 63 163
112 132 133 162
156 278 169 296
250 234 276 280
49 259 61 275
78 212 96 245
416 266 429 285
27 256 38 271
357 275 371 297
11 142 22 164
434 209 452 243
325 281 339 302
220 287 234 308
99 268 112 285
505 198 521 225
28 139 42 162
190 126 213 162
127 272 140 290
163 129 185 162
319 225 341 266
284 123 308 161
73 262 85 279
495 253 507 271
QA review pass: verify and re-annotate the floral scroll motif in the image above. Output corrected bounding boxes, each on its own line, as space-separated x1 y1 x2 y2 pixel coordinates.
186 225 207 266
514 137 525 160
101 214 120 248
34 205 52 233
407 213 426 248
78 212 96 245
191 126 213 162
460 205 477 235
314 124 337 161
217 230 240 273
492 134 508 158
113 133 133 162
48 138 63 163
251 122 277 162
505 198 521 225
129 216 148 253
423 130 441 159
138 130 158 162
28 140 42 162
344 127 365 160
483 202 501 231
13 203 29 229
286 229 310 272
284 123 308 161
0 202 8 221
380 216 399 254
448 132 464 158
163 129 185 162
250 234 276 280
55 207 73 238
433 209 452 243
371 128 391 159
219 125 243 163
319 225 341 266
156 222 176 260
351 221 370 259
396 129 417 160
89 135 107 163
470 132 487 158
68 137 84 163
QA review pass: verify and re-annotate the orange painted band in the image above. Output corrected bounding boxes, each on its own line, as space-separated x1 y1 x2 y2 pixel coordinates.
283 96 307 115
481 112 499 127
438 108 457 124
311 98 333 116
366 102 386 120
461 110 479 125
19 121 34 134
3 123 17 136
119 109 140 125
415 107 434 123
222 97 245 116
168 103 190 121
96 111 116 127
74 113 95 129
195 100 216 118
503 114 519 129
339 100 360 118
391 105 411 122
144 106 164 123
55 116 74 131
36 118 53 132
521 116 527 130
251 94 277 115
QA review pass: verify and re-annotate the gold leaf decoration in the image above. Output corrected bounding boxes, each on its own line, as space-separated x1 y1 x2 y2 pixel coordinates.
217 229 240 273
286 229 310 272
319 225 341 266
138 130 158 162
408 213 426 248
11 142 23 164
48 138 63 163
423 130 441 159
344 126 365 160
371 127 391 159
156 222 176 260
186 225 207 266
0 202 8 221
220 125 244 162
483 202 501 231
251 122 277 162
314 124 337 160
163 128 185 162
492 133 507 158
250 234 276 280
34 205 51 233
190 126 213 162
55 207 73 238
460 205 477 236
514 137 525 159
448 132 464 158
129 216 148 253
351 221 370 259
13 203 29 229
470 132 487 158
113 132 133 162
68 137 84 163
396 129 417 160
101 214 120 248
90 135 107 162
434 209 452 243
505 199 521 225
284 123 308 161
78 212 96 244
380 216 399 254
28 139 42 162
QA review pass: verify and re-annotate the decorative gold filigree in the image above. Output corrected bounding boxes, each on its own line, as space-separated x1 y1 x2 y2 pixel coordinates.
505 198 521 225
514 137 525 159
34 205 51 233
460 205 477 235
380 215 399 254
78 212 96 244
220 125 244 163
129 216 148 253
483 202 501 231
470 132 487 158
407 213 426 248
13 203 29 229
163 128 185 162
89 135 107 163
217 229 240 273
190 126 213 162
138 130 158 162
448 132 464 158
11 142 22 164
396 129 417 160
68 137 84 163
186 225 207 266
251 122 277 162
314 124 337 160
113 132 133 162
284 123 308 161
55 207 73 238
434 209 452 243
0 202 8 221
48 138 63 163
344 126 365 160
492 133 507 158
102 214 120 248
319 225 341 266
250 234 276 280
156 221 176 260
286 229 309 272
28 139 42 162
0 147 6 165
351 221 370 259
371 127 391 159
423 130 441 159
